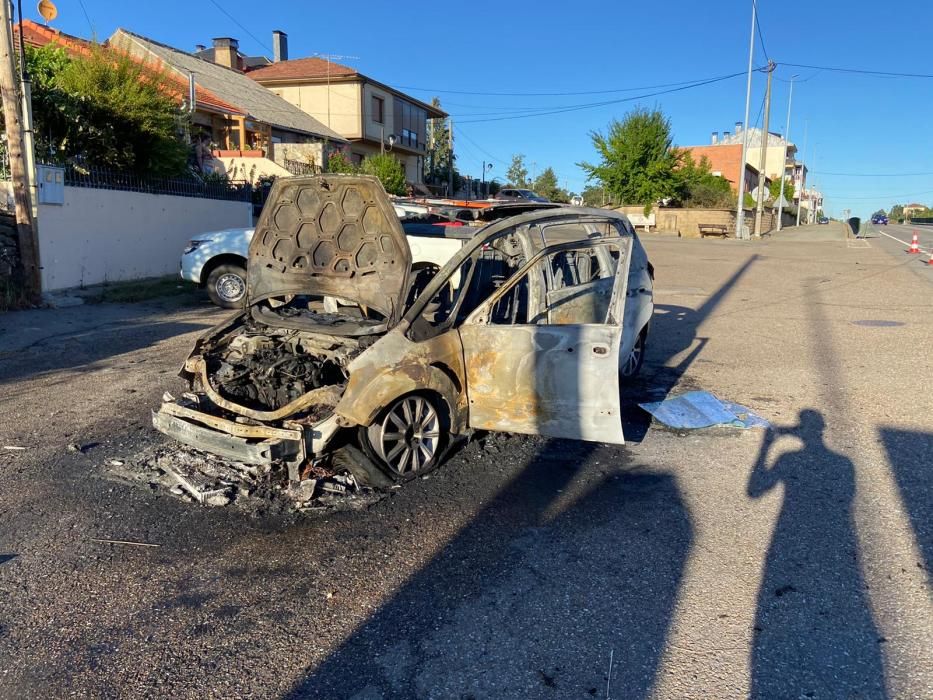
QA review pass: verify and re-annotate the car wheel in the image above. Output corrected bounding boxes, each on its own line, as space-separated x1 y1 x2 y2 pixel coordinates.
206 263 247 309
620 330 646 382
361 393 447 480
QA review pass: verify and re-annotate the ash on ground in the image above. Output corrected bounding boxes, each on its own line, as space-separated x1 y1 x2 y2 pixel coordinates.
105 444 386 515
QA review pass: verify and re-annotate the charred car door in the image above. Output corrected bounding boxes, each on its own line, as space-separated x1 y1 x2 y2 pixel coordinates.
458 237 631 444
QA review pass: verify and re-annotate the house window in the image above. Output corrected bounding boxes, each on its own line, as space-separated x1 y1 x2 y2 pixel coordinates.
372 96 384 124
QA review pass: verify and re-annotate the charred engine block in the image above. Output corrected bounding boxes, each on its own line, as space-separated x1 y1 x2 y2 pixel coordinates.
207 332 347 411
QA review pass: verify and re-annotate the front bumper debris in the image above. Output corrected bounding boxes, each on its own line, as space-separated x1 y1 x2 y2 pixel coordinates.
152 400 344 478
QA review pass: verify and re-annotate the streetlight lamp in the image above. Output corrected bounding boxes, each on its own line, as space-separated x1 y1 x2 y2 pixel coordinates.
776 74 799 231
380 126 396 154
481 161 493 199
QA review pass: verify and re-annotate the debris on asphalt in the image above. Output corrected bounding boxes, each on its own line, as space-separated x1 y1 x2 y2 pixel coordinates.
3 445 26 451
639 390 770 430
90 538 161 548
103 444 385 516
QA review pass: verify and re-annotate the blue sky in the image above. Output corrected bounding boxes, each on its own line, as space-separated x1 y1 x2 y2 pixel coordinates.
38 0 933 217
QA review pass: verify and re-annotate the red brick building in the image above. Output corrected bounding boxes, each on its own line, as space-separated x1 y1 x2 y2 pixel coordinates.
682 143 766 195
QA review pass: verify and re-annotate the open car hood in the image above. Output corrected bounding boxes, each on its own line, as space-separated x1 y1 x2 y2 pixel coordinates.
247 175 412 325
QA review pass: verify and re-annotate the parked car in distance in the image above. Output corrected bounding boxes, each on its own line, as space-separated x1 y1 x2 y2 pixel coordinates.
495 188 550 203
870 214 888 225
156 175 654 483
818 217 830 225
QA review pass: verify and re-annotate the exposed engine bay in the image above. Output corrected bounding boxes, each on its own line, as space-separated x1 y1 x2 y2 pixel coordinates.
201 309 374 416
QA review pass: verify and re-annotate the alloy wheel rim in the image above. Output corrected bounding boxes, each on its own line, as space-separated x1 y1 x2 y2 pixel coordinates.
217 273 246 302
378 396 440 475
622 338 643 376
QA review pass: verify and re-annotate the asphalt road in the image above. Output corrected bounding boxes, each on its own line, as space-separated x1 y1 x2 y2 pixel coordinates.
863 222 933 272
1 227 931 699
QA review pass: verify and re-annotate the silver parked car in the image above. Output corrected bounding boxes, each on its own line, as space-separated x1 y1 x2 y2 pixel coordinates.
154 175 653 482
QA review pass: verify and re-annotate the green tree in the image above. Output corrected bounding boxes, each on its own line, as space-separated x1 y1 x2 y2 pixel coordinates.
578 107 680 213
888 204 904 221
768 177 795 205
326 149 357 174
425 97 457 188
360 153 407 195
581 183 611 207
675 152 734 207
533 167 570 202
25 44 189 176
506 154 529 187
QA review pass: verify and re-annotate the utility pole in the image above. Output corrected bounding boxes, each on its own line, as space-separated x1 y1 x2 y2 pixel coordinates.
735 0 757 240
796 120 808 227
447 118 454 197
754 60 776 237
776 74 797 231
0 0 40 299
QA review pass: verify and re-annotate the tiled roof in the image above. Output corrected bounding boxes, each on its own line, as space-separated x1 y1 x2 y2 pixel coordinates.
246 56 357 81
15 20 244 116
109 29 347 141
248 57 447 118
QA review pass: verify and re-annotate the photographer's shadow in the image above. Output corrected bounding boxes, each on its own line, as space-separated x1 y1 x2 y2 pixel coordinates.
747 409 887 698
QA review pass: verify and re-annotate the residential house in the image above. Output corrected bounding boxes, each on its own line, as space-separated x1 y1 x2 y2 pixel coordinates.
904 203 927 216
715 124 796 181
244 44 447 187
682 142 768 197
107 29 348 177
15 19 248 144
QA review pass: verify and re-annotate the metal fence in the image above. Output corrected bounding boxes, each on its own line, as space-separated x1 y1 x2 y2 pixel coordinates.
283 158 319 176
45 163 253 202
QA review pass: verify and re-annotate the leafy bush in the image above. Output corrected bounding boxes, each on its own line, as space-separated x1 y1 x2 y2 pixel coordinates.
360 153 407 195
26 44 189 176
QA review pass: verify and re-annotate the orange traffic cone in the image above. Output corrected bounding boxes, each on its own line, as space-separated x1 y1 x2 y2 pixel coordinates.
907 231 921 254
927 249 933 266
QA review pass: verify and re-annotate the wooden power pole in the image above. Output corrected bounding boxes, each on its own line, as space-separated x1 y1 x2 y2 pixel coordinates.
754 60 776 238
0 2 40 299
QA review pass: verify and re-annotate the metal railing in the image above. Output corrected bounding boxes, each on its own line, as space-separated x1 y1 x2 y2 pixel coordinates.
283 158 319 176
46 163 253 202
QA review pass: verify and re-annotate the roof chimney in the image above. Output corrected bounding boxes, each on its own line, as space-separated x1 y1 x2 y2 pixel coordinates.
711 131 719 145
735 121 743 135
723 131 731 140
195 44 206 53
212 37 239 70
272 30 288 63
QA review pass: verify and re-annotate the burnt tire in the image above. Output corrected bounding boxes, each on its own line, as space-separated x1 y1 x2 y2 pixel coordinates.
206 263 247 309
620 329 646 383
360 393 449 481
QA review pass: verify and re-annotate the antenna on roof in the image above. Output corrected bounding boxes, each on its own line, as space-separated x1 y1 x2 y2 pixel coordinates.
309 53 360 130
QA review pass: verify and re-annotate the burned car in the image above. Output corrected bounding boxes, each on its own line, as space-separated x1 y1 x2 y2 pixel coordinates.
154 175 653 483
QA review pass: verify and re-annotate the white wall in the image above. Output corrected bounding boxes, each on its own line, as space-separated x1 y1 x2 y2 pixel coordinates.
38 186 252 291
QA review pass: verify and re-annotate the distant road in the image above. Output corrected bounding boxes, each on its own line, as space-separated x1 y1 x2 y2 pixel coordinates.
863 221 933 258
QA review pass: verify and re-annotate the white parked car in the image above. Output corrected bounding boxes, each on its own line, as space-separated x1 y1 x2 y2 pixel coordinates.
181 222 470 309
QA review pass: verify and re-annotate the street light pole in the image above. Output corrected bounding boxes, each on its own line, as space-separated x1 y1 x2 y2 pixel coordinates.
776 74 797 231
735 0 757 240
481 161 492 198
754 60 776 238
796 120 808 227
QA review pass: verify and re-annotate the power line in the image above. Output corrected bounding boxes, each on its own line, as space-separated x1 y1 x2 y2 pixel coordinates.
752 0 770 61
456 70 754 124
76 0 95 36
204 0 271 53
453 126 509 166
391 70 757 98
813 170 933 177
779 61 933 79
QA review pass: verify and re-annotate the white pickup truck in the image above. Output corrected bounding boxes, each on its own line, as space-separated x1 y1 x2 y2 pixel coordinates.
181 222 473 308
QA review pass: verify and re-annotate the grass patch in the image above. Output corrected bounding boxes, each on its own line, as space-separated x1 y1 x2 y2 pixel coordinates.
86 276 199 304
0 277 32 311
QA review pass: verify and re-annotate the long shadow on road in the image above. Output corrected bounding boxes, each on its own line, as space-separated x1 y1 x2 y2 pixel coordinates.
878 428 933 579
747 409 888 698
284 440 692 699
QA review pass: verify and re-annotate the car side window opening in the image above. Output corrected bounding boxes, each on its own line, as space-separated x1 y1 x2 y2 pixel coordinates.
406 230 530 340
482 241 625 327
